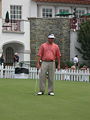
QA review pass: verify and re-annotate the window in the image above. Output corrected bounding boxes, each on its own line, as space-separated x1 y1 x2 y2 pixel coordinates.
10 5 22 20
42 8 52 18
76 10 85 18
59 9 69 17
59 9 69 13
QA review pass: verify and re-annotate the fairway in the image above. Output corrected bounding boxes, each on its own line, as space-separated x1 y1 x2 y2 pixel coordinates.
0 79 90 120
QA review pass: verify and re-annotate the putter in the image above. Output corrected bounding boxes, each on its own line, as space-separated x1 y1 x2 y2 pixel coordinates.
34 68 39 95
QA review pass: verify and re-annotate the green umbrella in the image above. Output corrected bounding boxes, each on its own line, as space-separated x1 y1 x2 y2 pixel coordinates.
55 11 73 16
80 13 90 18
5 11 9 23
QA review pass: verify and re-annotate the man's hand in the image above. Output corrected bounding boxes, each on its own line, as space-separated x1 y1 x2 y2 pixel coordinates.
36 56 41 69
36 63 41 69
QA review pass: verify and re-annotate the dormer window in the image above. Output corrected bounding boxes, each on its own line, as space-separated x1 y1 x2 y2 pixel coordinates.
42 8 52 18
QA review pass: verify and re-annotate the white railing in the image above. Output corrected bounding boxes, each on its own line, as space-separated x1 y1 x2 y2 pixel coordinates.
29 67 90 82
0 65 15 78
2 19 24 32
0 64 90 82
55 69 90 82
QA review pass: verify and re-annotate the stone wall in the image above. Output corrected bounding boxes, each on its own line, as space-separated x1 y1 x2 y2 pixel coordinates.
30 18 70 66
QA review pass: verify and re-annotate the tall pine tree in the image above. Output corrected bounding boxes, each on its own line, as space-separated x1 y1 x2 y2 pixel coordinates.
76 20 90 65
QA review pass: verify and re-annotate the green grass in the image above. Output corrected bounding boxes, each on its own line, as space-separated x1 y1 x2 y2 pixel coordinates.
0 79 90 120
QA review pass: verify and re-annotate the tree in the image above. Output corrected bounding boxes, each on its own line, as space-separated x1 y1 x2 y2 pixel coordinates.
76 20 90 64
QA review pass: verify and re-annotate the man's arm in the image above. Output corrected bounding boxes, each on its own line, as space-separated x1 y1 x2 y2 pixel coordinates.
36 56 41 69
36 44 43 69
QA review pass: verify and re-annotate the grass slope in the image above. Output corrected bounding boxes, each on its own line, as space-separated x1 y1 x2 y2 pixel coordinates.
0 79 90 120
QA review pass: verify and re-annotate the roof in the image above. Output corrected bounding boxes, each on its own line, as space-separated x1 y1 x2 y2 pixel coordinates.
33 0 90 5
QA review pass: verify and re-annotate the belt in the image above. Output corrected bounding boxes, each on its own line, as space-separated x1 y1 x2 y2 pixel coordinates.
43 60 55 62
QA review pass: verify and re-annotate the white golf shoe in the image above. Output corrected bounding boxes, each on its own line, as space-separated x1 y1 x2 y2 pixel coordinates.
37 91 44 95
48 92 54 96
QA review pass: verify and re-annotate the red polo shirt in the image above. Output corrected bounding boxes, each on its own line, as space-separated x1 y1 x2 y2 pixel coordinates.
37 42 61 61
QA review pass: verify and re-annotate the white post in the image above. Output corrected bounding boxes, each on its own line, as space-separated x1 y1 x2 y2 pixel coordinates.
1 63 3 78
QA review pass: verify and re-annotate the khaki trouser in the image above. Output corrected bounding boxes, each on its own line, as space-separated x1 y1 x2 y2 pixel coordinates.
39 61 55 93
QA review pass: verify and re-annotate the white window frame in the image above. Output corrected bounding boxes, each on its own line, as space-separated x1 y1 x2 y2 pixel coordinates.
57 7 71 18
42 8 52 18
10 5 22 20
40 6 55 18
76 8 86 18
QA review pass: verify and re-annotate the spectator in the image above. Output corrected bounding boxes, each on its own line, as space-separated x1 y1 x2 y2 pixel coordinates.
71 65 76 70
81 65 89 82
73 55 79 68
13 53 19 66
0 54 4 65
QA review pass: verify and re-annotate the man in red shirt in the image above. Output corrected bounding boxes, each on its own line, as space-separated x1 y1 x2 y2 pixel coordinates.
37 34 61 96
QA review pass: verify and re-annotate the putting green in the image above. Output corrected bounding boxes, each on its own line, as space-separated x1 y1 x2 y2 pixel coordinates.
0 79 90 120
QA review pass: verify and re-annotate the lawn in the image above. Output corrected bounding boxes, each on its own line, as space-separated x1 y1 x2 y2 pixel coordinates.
0 79 90 120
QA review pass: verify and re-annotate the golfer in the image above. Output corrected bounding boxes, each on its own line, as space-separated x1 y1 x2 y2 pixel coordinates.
36 34 61 96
